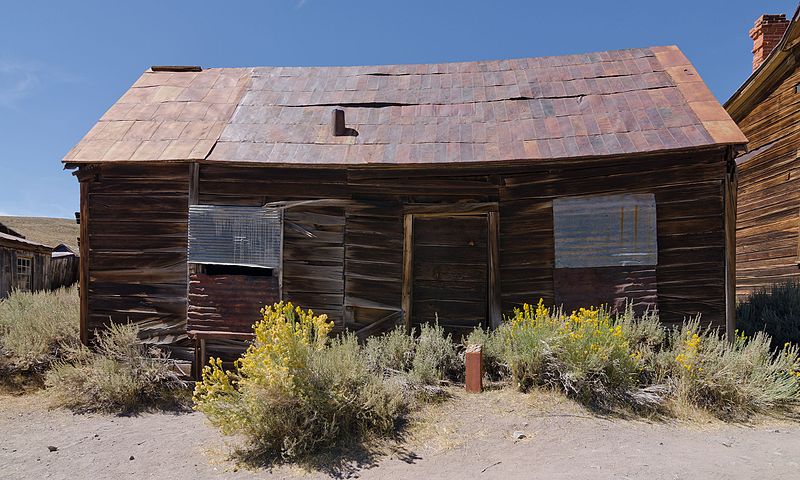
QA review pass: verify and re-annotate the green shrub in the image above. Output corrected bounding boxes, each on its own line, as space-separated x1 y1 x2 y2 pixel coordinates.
0 287 79 372
411 323 461 384
193 303 407 463
658 320 800 418
45 323 185 413
362 323 462 386
363 325 416 373
737 281 800 348
488 301 647 405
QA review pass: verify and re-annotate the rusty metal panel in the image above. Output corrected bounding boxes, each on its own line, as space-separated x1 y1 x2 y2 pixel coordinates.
65 46 745 167
187 273 280 333
188 205 282 268
553 194 657 268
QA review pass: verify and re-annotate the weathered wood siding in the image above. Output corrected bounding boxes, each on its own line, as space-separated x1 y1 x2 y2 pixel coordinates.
282 206 346 328
79 147 731 349
735 67 800 297
83 163 189 343
49 255 79 290
498 150 728 326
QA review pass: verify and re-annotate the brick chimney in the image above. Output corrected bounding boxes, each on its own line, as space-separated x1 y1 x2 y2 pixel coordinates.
749 14 790 71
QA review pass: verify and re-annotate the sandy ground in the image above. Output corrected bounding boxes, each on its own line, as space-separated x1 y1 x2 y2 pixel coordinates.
1 389 799 480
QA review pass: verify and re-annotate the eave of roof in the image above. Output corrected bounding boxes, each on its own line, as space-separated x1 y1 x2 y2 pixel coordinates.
64 45 745 168
0 232 53 252
725 5 800 121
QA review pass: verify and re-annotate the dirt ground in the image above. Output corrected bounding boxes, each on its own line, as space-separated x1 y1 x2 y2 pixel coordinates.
1 389 799 480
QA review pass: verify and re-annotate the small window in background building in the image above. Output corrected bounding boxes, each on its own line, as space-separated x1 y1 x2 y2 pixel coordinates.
16 257 33 291
553 194 658 268
188 205 282 270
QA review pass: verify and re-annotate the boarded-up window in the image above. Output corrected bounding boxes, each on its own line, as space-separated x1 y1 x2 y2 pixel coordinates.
553 194 657 268
188 205 282 268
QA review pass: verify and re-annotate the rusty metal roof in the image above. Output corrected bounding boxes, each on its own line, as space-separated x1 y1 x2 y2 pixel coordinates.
64 46 745 167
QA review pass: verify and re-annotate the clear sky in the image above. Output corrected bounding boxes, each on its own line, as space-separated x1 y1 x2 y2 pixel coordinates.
0 0 795 218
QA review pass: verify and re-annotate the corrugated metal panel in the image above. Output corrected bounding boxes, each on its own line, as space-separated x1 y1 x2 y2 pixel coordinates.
188 205 282 268
553 194 658 268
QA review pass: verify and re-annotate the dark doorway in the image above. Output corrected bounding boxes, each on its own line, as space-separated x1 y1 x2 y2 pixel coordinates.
410 215 489 336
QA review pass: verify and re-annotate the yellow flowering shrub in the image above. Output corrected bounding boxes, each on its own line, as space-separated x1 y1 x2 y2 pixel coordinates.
662 320 800 418
493 300 650 405
193 302 406 463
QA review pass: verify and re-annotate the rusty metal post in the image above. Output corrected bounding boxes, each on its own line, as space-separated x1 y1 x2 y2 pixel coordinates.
465 344 483 393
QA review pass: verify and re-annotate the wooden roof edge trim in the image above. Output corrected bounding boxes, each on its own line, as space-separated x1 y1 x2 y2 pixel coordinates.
0 234 53 252
55 144 731 172
724 4 800 119
150 65 202 72
654 46 748 146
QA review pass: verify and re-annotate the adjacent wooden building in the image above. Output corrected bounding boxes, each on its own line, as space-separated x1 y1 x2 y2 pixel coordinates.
64 46 746 364
0 225 79 299
726 8 800 298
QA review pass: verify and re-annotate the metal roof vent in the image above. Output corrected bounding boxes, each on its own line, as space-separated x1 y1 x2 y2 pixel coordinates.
331 108 358 137
332 109 346 136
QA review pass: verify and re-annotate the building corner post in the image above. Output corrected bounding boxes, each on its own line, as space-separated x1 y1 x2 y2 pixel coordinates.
724 149 738 341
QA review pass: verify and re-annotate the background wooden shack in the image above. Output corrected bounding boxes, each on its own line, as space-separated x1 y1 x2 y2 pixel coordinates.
725 8 800 298
0 221 80 299
64 46 746 365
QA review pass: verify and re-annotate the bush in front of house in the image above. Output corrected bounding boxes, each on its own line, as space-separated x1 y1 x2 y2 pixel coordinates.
486 300 658 406
193 302 408 463
463 299 800 417
45 322 185 413
737 281 800 348
362 323 463 386
0 287 80 374
656 320 800 419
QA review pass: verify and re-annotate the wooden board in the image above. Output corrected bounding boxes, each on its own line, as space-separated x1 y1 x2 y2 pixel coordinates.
411 215 489 333
734 66 800 299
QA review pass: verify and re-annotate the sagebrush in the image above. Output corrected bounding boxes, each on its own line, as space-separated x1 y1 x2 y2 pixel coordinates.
363 323 462 385
45 322 185 413
737 281 800 348
464 300 800 416
194 303 408 463
0 287 79 372
656 321 800 418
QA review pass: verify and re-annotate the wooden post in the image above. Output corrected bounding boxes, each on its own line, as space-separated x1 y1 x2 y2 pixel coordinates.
77 170 92 346
487 211 502 329
401 214 414 332
465 344 483 393
724 150 738 341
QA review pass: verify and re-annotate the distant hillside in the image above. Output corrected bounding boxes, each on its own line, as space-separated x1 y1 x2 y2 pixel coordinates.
0 216 79 252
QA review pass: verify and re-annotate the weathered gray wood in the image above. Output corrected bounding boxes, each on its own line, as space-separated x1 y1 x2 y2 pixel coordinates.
553 194 658 268
401 214 414 332
488 211 501 329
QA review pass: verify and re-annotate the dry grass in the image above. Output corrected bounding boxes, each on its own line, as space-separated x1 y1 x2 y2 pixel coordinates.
0 287 80 373
0 215 79 250
45 323 187 413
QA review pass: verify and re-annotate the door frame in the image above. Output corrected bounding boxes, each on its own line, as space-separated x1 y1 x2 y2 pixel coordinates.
401 202 501 332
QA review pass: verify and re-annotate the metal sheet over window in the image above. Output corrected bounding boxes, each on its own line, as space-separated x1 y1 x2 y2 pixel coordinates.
189 205 282 268
553 194 657 268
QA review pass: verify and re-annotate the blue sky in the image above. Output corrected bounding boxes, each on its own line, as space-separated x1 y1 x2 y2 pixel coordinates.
0 0 795 218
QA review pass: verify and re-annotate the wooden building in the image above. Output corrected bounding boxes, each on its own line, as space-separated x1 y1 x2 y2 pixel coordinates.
725 8 800 298
0 226 78 299
63 46 745 364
